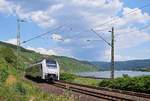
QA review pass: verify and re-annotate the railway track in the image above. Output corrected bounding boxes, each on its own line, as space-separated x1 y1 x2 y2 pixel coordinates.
25 76 150 101
53 80 150 101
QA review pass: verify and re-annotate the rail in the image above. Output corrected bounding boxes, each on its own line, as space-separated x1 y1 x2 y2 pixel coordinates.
53 80 150 101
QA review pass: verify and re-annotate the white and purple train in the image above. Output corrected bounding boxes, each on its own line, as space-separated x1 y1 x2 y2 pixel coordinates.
26 58 60 81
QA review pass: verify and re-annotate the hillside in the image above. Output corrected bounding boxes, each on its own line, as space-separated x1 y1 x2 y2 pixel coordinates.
90 60 150 71
0 41 77 101
0 41 98 100
0 41 100 101
1 41 150 72
0 41 99 73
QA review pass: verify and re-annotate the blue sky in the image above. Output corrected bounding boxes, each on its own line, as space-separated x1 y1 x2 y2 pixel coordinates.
0 0 150 61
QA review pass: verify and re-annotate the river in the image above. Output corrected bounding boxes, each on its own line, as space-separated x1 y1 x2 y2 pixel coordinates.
76 71 150 78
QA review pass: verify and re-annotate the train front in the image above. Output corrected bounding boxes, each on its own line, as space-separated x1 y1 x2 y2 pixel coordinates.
43 59 60 81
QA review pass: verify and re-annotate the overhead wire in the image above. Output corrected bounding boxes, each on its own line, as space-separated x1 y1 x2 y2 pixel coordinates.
115 24 150 37
96 3 150 28
21 26 63 44
21 3 150 46
91 29 111 46
59 3 150 41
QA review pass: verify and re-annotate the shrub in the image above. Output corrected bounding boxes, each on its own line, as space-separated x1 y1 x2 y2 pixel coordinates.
99 76 150 93
14 83 26 95
0 68 9 84
60 73 76 82
0 47 16 65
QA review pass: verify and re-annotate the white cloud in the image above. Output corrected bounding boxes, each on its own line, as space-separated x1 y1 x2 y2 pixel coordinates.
0 0 150 61
71 0 122 12
51 33 64 41
0 0 62 28
4 38 17 45
122 7 150 24
102 26 150 61
77 0 123 28
0 0 123 29
48 4 64 13
103 49 135 61
51 33 73 43
71 0 105 7
0 0 14 14
116 27 150 49
22 3 64 28
30 11 56 27
26 46 57 55
27 3 64 27
25 46 74 57
3 38 57 56
53 47 73 57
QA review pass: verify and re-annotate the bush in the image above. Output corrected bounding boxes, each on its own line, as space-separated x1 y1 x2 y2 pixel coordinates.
60 73 76 82
99 76 150 93
0 47 16 65
0 68 9 84
13 83 26 95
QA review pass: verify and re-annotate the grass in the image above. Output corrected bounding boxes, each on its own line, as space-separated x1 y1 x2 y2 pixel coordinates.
73 77 101 86
60 73 101 86
0 84 74 101
0 75 76 101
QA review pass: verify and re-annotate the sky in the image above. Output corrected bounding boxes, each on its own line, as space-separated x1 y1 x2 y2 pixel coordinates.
0 0 150 61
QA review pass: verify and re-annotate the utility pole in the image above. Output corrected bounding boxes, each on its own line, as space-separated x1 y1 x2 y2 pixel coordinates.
17 19 20 69
16 19 26 70
110 27 115 79
91 27 115 79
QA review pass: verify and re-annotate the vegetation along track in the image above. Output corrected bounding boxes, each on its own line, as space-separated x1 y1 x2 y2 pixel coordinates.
53 80 150 101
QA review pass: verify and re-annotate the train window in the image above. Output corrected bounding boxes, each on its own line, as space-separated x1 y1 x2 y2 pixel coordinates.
46 60 57 68
46 64 57 68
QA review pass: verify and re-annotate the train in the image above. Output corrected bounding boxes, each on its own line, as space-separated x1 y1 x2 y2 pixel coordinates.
25 58 60 81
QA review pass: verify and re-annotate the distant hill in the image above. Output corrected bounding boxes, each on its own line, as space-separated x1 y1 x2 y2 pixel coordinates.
0 41 99 73
90 60 150 71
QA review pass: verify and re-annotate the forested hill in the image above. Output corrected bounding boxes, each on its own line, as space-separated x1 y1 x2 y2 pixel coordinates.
90 60 150 71
2 41 150 72
0 41 99 73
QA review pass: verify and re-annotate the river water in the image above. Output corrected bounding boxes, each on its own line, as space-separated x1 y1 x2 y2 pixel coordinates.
76 71 150 78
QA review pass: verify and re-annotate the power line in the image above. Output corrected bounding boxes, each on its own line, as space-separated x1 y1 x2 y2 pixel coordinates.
21 26 62 44
60 27 111 41
38 2 150 44
28 3 150 43
115 24 150 37
60 3 150 41
91 29 111 46
96 3 150 27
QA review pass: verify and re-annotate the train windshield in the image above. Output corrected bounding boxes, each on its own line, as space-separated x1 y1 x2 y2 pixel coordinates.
46 60 57 68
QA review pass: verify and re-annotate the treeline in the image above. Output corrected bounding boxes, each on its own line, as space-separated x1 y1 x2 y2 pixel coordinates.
90 60 150 71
